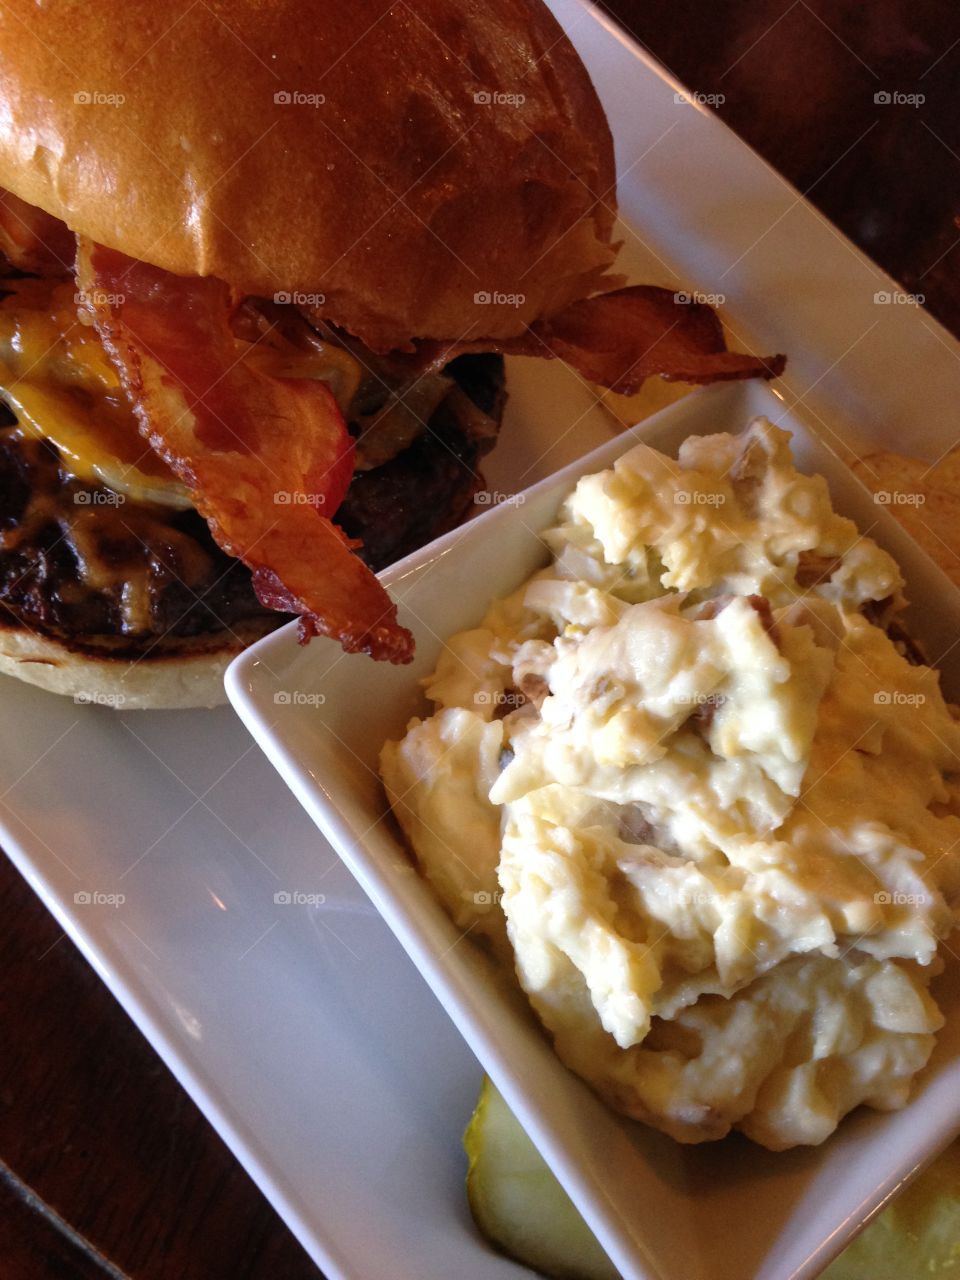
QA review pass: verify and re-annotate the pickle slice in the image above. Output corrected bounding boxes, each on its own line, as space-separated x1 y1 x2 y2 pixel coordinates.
463 1077 619 1280
464 1075 960 1280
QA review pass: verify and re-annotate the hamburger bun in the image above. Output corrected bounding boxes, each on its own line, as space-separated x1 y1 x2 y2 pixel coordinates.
0 0 618 351
0 617 273 710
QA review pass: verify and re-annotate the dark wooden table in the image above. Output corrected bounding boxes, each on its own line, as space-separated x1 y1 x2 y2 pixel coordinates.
4 3 960 1276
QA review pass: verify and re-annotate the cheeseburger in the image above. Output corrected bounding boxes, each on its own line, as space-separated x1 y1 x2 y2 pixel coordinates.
0 0 783 708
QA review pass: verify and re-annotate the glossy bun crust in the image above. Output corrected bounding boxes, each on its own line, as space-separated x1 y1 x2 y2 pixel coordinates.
0 618 273 710
0 0 618 349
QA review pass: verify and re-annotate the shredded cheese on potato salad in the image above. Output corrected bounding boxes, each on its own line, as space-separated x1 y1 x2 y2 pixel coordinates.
380 419 960 1150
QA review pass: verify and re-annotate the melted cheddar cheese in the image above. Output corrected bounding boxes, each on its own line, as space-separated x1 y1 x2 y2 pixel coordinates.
0 278 191 509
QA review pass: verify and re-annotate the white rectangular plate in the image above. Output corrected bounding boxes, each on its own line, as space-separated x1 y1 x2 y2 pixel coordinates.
3 2 960 1278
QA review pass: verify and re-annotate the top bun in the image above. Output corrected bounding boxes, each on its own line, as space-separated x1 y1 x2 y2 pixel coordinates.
0 0 618 349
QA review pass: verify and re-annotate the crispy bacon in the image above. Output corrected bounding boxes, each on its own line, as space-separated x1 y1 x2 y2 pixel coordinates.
0 188 75 276
499 286 785 394
381 286 784 397
75 238 414 663
309 287 785 399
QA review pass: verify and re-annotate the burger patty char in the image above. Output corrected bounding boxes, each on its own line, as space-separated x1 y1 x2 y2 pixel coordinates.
0 353 505 651
0 415 272 652
337 352 505 566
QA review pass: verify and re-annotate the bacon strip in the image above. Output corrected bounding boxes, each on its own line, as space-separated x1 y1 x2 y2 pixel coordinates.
309 285 786 398
500 285 785 394
351 285 784 397
76 238 413 663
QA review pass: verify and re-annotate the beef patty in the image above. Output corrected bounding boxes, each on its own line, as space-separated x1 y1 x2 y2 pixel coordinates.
0 353 505 655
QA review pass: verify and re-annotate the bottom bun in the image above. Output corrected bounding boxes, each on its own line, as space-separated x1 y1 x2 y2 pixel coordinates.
0 617 277 711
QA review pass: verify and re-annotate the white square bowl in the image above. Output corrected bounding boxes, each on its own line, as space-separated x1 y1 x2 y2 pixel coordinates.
226 377 960 1280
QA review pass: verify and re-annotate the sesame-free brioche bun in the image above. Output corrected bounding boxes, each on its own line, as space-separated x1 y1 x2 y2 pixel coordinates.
0 0 618 350
0 618 277 711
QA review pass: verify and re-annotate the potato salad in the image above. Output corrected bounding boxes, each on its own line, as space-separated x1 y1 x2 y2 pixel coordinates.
380 419 960 1150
